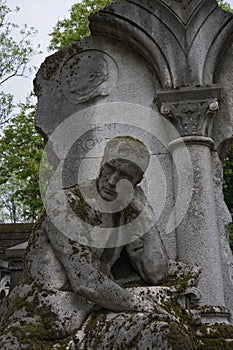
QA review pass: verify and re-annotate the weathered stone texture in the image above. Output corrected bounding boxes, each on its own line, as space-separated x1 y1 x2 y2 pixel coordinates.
1 0 233 349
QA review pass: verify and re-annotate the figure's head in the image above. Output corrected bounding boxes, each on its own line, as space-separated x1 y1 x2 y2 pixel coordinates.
97 137 150 201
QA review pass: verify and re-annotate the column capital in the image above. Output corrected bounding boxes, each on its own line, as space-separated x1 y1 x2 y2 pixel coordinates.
157 86 221 138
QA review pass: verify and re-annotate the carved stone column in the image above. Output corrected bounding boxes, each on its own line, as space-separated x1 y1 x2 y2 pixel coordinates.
158 86 230 323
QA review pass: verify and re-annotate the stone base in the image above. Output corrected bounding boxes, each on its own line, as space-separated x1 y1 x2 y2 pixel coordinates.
199 306 231 325
63 287 233 350
1 285 233 349
196 324 233 349
67 313 193 350
65 310 233 350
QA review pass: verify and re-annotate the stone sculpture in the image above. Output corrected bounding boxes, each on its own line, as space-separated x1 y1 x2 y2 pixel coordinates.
1 0 233 348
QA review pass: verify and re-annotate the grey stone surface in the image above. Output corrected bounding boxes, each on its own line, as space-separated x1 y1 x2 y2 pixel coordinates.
34 37 159 143
214 42 233 159
1 0 233 348
212 151 233 322
65 287 191 350
172 139 225 307
6 241 28 258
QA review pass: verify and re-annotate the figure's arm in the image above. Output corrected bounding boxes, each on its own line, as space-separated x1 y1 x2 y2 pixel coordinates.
126 226 168 285
126 187 168 285
42 216 156 313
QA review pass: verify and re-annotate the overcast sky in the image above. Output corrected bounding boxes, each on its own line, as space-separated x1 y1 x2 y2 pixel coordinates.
3 0 233 104
3 0 75 102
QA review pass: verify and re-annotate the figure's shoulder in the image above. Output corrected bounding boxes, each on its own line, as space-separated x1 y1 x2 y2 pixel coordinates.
64 181 102 226
64 183 84 202
64 180 96 198
64 181 95 208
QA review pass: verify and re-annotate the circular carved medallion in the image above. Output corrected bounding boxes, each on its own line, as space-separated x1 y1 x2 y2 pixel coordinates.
60 50 118 103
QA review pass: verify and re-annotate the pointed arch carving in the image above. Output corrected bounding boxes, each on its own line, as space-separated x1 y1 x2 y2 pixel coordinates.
89 0 233 87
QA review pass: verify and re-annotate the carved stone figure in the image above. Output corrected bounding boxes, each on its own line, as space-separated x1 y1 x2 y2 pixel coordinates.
0 137 177 349
1 0 233 348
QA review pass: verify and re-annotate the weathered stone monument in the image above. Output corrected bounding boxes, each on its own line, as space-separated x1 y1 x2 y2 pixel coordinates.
1 0 233 348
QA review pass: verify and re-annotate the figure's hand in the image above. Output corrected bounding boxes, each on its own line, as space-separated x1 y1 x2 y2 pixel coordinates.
130 186 147 213
134 296 178 322
134 297 156 313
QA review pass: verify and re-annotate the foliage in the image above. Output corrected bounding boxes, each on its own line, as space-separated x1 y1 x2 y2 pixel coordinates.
224 148 233 214
0 178 25 223
223 144 233 250
0 0 39 125
217 0 232 12
49 0 113 51
216 0 233 250
0 96 44 222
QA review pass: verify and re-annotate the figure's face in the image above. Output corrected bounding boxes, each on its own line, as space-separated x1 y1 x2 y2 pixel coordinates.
97 159 143 201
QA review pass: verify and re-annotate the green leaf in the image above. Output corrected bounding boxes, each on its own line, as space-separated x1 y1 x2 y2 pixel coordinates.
0 0 40 126
0 95 44 222
48 0 113 51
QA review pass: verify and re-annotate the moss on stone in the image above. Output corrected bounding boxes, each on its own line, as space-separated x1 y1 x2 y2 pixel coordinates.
0 278 73 349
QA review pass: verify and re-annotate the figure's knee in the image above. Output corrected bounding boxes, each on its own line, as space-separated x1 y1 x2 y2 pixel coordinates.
0 287 91 348
26 228 68 290
42 290 92 334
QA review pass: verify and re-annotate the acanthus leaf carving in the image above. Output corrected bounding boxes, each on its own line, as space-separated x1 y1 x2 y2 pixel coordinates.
160 100 218 137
